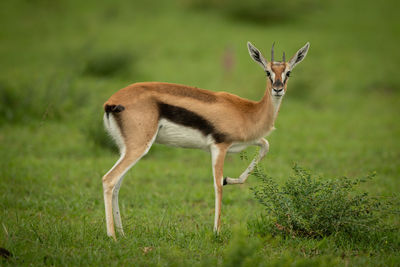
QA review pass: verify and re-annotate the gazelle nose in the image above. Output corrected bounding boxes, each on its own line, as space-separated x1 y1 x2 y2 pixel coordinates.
273 88 283 93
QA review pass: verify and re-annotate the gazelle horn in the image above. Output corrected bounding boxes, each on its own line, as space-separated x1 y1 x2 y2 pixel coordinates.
271 42 275 62
282 51 286 62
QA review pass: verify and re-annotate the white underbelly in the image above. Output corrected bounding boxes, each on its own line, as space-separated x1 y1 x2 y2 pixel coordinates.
155 119 258 153
155 119 213 150
227 142 252 153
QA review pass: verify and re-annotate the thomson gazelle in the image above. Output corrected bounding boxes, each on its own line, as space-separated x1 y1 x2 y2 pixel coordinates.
102 41 310 240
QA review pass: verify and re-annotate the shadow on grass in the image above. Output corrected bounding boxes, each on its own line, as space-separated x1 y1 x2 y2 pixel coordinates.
185 0 325 25
83 51 134 78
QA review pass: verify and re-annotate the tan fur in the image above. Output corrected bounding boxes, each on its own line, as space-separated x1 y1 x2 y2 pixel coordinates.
270 62 289 91
105 82 276 142
211 143 230 233
103 81 276 240
102 42 309 240
103 82 275 240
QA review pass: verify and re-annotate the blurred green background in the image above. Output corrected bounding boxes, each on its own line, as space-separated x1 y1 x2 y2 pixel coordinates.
0 0 399 265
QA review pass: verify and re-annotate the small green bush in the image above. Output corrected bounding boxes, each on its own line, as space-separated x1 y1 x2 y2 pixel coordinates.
250 165 398 241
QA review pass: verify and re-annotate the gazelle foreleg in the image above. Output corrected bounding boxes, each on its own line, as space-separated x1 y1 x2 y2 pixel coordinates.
210 143 230 233
224 138 269 185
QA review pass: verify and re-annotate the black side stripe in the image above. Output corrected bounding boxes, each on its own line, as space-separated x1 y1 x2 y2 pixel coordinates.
157 102 226 143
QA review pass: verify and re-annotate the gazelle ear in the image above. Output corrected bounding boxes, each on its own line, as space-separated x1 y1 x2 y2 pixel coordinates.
247 41 268 69
288 42 310 70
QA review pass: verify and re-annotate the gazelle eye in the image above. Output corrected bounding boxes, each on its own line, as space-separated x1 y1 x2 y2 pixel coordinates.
266 71 271 77
286 71 291 77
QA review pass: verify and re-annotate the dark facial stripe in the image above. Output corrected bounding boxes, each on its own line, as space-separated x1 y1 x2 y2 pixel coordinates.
267 74 273 84
157 102 226 143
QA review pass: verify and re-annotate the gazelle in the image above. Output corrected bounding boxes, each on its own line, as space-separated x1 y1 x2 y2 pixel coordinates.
102 41 310 240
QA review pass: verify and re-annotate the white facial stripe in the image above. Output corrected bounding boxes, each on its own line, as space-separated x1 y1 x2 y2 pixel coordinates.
271 71 276 83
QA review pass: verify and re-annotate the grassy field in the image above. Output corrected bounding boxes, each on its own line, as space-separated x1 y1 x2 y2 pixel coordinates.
1 0 399 265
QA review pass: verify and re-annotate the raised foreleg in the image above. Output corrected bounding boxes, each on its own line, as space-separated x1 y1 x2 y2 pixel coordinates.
223 138 269 185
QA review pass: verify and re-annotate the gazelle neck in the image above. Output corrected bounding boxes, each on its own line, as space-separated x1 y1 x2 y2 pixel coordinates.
270 95 283 119
257 81 282 121
244 82 282 140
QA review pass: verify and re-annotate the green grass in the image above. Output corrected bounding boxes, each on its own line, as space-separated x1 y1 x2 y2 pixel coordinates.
1 0 399 265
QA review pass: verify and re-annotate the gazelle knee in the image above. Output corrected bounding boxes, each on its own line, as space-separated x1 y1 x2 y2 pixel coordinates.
262 139 270 152
102 175 116 194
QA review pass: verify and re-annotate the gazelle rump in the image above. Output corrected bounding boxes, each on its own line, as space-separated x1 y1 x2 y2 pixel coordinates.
102 41 310 240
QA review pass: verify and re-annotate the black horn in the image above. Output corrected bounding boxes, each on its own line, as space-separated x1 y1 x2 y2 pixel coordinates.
282 51 286 62
271 42 275 62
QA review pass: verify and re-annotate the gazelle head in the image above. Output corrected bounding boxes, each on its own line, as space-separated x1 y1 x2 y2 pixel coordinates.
247 41 310 98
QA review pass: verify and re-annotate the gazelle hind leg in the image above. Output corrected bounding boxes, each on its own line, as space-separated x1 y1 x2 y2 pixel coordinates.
112 173 125 236
103 147 149 239
103 141 157 239
112 131 158 237
224 138 269 185
103 112 158 240
103 154 132 239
